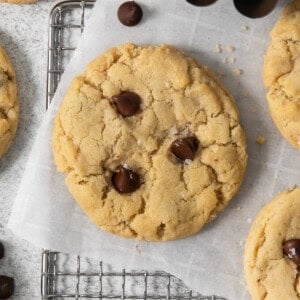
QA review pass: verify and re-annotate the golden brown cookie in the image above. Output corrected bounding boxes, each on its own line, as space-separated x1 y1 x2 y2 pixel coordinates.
244 188 300 300
263 0 300 150
52 43 247 241
0 45 18 159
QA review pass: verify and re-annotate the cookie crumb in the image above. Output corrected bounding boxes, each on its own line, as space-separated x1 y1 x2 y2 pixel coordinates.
255 135 266 145
233 68 242 76
241 25 249 31
223 57 228 64
247 218 252 224
236 206 241 211
239 240 244 247
214 43 222 53
229 57 236 63
288 185 296 192
169 127 178 135
226 45 235 52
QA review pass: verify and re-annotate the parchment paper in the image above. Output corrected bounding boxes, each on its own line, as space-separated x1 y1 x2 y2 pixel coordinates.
8 0 300 299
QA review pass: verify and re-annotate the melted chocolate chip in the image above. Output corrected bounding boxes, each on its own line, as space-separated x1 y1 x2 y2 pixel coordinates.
118 1 143 26
112 166 140 194
0 242 4 259
171 137 199 162
234 0 277 18
0 276 14 299
112 92 141 117
282 239 300 266
186 0 218 6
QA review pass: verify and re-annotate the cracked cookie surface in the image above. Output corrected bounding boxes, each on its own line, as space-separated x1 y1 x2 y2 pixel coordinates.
0 45 18 159
52 43 247 241
263 0 300 150
244 188 300 300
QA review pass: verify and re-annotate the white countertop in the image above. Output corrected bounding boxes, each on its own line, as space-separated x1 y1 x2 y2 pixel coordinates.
0 1 57 298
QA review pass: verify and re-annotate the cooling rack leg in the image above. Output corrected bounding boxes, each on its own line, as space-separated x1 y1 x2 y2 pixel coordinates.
41 250 49 299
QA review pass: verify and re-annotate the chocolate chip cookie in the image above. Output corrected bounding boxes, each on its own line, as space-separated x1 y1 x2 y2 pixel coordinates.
52 43 247 241
0 45 18 159
244 188 300 300
263 0 300 150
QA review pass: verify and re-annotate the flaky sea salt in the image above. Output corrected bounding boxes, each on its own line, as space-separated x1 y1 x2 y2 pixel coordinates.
169 127 178 135
288 248 296 258
184 159 192 165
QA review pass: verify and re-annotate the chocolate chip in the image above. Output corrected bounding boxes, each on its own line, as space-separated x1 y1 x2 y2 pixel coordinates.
234 0 277 18
0 276 14 299
118 1 143 26
170 137 199 162
186 0 218 6
112 92 141 117
112 166 140 194
282 239 300 266
0 242 4 259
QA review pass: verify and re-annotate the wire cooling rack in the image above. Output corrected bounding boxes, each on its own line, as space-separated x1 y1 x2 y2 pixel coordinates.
46 0 95 109
41 250 226 300
43 1 226 299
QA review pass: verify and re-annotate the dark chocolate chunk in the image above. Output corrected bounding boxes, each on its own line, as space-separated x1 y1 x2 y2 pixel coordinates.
0 276 14 299
112 166 141 194
186 0 218 6
171 137 199 162
282 239 300 266
118 1 143 26
112 92 141 117
0 242 4 259
234 0 278 18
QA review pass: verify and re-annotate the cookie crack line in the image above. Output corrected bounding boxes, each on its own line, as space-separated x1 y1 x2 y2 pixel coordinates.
269 38 298 93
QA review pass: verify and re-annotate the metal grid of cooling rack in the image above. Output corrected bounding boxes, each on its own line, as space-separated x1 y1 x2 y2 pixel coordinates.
41 250 226 300
43 1 226 299
46 0 95 109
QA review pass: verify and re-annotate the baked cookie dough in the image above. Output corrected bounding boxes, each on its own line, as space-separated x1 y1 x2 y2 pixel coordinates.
52 43 247 241
263 0 300 150
244 188 300 300
0 45 18 159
